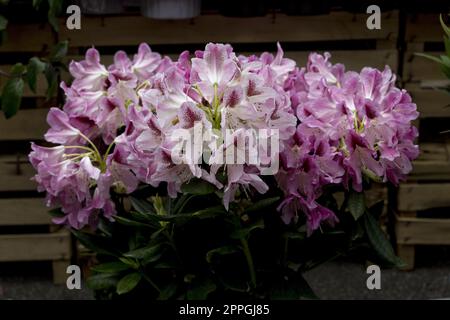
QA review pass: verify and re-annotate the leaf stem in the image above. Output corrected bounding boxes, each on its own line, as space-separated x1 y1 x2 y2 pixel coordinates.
140 270 161 293
240 238 257 289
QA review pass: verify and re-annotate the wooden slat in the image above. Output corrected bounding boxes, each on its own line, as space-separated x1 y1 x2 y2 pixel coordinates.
403 51 446 82
406 14 446 43
411 161 450 181
410 142 450 180
0 108 48 141
398 183 450 212
0 198 50 226
287 50 398 72
416 142 449 162
0 155 37 192
0 230 71 262
0 23 53 52
404 83 450 118
60 12 398 47
396 215 450 245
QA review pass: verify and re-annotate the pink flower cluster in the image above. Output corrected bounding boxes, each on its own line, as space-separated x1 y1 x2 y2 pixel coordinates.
29 43 419 234
277 52 419 234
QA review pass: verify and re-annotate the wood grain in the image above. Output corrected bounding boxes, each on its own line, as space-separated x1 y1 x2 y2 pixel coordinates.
0 108 49 141
0 230 71 262
398 183 450 212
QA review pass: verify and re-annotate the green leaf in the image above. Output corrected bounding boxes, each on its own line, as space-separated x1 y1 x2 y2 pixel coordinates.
441 65 450 80
172 194 195 215
1 71 24 119
440 14 450 38
0 15 7 31
116 272 142 295
347 190 365 220
92 262 131 274
87 273 118 290
118 257 140 269
206 245 239 263
230 219 264 239
47 0 63 32
123 244 162 260
114 215 155 228
32 0 44 9
128 210 161 227
368 200 384 219
44 63 57 100
415 52 445 65
444 36 450 57
190 205 227 219
181 179 216 195
157 281 178 300
50 40 68 63
27 57 46 93
9 63 26 77
71 230 119 257
47 12 58 32
48 208 65 218
283 231 306 240
186 277 217 300
363 213 405 268
130 197 155 215
440 55 450 68
244 196 280 213
269 271 318 300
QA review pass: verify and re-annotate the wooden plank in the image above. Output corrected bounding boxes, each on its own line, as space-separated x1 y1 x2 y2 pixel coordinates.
396 215 450 245
411 161 450 181
403 51 446 82
0 23 53 52
0 198 50 226
406 14 446 43
404 83 450 118
0 155 37 192
60 12 398 47
287 50 398 73
0 108 49 141
409 142 450 180
416 142 449 162
0 230 71 262
398 183 450 212
396 244 415 270
52 260 70 284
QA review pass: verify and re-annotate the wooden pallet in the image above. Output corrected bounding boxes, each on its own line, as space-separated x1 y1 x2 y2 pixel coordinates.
0 152 72 284
394 13 450 270
0 20 71 283
0 11 402 280
0 148 72 284
395 142 450 271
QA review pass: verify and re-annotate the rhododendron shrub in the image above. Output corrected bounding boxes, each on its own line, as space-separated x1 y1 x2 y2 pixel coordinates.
29 43 418 299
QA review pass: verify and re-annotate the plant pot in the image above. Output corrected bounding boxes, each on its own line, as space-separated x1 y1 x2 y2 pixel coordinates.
339 0 396 13
141 0 201 19
123 0 141 9
80 0 124 15
281 0 330 16
218 0 268 18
